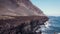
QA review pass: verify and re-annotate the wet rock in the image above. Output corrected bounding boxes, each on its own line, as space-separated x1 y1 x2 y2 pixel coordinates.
0 16 48 34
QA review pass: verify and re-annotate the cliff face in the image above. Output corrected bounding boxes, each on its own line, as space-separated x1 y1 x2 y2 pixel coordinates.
0 0 48 34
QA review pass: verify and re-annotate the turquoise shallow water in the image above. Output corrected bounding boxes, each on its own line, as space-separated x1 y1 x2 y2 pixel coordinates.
41 16 60 34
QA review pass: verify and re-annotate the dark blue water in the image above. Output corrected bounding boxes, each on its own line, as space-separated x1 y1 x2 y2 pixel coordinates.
41 16 60 34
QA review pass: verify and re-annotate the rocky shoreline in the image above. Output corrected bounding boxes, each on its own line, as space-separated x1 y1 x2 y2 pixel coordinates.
0 16 48 34
0 0 48 34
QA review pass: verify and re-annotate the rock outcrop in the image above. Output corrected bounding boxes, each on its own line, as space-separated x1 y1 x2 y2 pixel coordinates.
0 0 48 34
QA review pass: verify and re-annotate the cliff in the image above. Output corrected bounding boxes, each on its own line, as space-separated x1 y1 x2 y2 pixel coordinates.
0 0 48 34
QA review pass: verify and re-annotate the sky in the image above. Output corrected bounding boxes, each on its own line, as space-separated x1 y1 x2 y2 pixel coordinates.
30 0 60 16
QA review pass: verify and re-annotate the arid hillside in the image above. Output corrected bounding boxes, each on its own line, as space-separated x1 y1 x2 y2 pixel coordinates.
0 0 48 34
0 0 45 16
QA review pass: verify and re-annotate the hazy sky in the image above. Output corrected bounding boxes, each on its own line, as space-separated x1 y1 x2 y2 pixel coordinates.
30 0 60 16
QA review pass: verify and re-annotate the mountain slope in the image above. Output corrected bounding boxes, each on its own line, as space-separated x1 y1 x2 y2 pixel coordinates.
0 0 48 34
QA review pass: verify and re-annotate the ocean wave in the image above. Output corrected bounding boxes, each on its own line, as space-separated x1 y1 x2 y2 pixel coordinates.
41 16 60 34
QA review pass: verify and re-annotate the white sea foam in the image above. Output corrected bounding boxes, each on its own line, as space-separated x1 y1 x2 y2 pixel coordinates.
58 33 60 34
44 21 51 28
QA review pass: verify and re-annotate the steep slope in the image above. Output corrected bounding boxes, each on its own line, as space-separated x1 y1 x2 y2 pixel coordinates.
0 0 48 34
0 0 44 16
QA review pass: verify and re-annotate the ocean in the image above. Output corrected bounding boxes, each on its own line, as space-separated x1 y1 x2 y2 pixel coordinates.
40 16 60 34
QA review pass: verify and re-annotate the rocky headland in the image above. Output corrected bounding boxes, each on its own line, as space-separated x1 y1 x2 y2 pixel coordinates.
0 0 48 34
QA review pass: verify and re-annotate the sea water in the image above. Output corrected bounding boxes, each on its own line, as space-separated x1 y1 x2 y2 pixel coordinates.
41 16 60 34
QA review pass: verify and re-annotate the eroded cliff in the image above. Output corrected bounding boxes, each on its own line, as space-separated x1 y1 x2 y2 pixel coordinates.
0 0 48 34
